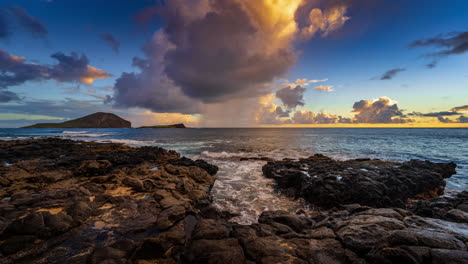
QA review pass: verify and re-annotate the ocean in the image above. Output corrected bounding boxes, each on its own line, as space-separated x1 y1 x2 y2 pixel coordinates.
1 127 467 224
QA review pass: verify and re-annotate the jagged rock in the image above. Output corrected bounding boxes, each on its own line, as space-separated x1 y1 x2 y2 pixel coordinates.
1 138 466 264
411 191 468 223
0 138 215 263
184 238 246 264
169 157 219 176
263 154 457 208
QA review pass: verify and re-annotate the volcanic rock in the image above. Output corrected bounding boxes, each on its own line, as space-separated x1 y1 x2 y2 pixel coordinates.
262 154 457 208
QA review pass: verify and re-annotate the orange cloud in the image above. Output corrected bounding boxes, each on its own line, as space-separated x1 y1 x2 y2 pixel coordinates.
132 110 199 127
315 85 334 92
80 65 112 84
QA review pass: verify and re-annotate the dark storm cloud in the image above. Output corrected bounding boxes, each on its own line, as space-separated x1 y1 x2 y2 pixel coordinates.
116 0 351 117
292 110 338 124
410 31 468 67
0 49 111 88
276 85 306 109
0 90 20 102
0 49 48 88
352 97 412 123
7 7 48 38
111 30 201 114
162 0 296 102
409 111 459 117
451 105 468 112
459 116 468 123
437 116 452 123
100 33 120 53
275 106 290 118
379 68 405 80
409 104 468 123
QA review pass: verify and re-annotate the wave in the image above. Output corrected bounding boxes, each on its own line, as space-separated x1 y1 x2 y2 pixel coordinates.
60 133 112 138
62 131 88 134
0 136 31 141
200 151 244 159
102 139 155 146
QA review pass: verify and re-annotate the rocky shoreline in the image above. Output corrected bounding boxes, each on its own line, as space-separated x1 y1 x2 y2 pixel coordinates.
0 139 467 263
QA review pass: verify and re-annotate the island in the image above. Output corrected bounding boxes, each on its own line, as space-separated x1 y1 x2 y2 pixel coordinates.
22 112 131 128
138 123 186 128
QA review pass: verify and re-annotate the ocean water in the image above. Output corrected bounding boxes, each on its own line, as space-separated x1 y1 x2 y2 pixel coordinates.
1 128 467 224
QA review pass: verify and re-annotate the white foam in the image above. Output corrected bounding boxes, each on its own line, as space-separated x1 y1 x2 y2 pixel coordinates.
0 136 30 140
200 151 243 159
62 131 88 134
102 139 154 146
207 159 307 225
70 133 111 137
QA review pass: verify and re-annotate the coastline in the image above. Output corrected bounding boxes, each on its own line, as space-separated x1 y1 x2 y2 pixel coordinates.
0 138 467 263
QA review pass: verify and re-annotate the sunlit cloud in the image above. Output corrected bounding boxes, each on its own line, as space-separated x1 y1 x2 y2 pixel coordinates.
114 0 351 126
315 85 334 92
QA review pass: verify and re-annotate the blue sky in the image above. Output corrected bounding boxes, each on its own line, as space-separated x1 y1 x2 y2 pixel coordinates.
0 0 467 127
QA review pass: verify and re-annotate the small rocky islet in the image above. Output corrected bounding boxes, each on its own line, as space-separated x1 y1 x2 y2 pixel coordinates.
0 138 466 264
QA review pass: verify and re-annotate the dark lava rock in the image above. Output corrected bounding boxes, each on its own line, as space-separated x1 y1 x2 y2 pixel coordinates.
262 154 457 208
411 191 468 223
169 157 219 175
1 139 466 264
0 138 215 264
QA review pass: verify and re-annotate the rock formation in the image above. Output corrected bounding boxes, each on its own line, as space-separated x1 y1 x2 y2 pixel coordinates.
0 139 466 263
262 154 456 208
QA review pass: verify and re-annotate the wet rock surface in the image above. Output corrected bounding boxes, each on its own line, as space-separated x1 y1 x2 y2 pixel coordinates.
0 139 466 264
262 154 457 208
186 206 468 264
0 138 216 263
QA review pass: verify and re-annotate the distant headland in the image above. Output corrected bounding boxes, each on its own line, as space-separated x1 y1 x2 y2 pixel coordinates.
138 123 186 129
22 112 131 128
22 112 187 129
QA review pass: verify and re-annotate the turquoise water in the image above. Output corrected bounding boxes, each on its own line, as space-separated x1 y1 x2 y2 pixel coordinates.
1 128 466 223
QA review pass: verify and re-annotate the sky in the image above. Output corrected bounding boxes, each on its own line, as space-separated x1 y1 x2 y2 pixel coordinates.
0 0 467 127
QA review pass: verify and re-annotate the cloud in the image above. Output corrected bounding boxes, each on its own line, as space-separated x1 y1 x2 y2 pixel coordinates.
131 111 199 127
296 78 328 86
410 104 468 123
0 90 20 102
276 106 291 118
112 31 202 114
49 52 111 84
292 110 338 124
100 33 120 53
254 95 416 125
413 111 459 117
437 116 452 123
5 7 47 38
410 31 468 67
299 3 350 38
0 49 111 88
315 85 334 92
451 105 468 112
276 85 306 108
352 96 413 123
459 116 468 123
114 0 351 119
380 68 405 80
